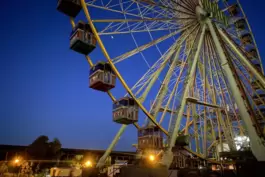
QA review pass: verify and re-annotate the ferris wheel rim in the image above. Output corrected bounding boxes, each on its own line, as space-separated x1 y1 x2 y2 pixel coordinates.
224 0 263 74
235 0 264 74
80 0 170 135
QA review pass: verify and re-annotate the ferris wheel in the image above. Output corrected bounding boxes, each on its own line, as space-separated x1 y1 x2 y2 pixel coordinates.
57 0 265 167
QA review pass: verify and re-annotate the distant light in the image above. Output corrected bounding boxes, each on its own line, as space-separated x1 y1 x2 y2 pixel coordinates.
228 165 234 170
14 159 19 163
111 36 114 39
234 136 250 150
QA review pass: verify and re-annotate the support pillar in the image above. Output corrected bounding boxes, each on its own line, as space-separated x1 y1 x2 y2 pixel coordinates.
161 25 206 167
207 19 265 161
96 125 127 168
218 29 265 88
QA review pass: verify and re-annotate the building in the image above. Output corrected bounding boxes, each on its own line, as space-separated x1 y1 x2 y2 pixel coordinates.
0 145 136 165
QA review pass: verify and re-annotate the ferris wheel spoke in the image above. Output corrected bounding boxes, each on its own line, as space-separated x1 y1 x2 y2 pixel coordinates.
125 45 177 102
98 23 180 35
159 27 201 127
128 43 178 97
133 1 175 19
133 0 194 66
93 7 196 35
135 0 197 17
143 47 183 127
86 0 177 20
134 47 177 102
130 22 199 96
163 25 207 161
140 24 200 125
92 17 195 23
111 28 184 64
226 47 265 129
207 33 240 151
158 63 188 125
203 34 231 152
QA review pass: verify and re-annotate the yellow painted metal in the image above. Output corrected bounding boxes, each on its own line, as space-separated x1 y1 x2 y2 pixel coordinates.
236 0 264 74
80 0 167 135
69 18 139 129
92 18 192 23
159 26 201 125
184 105 191 135
201 0 228 26
202 46 207 158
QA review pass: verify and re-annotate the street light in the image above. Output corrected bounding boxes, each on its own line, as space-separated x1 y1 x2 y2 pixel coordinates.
84 160 92 167
149 155 155 162
14 159 19 163
13 157 21 165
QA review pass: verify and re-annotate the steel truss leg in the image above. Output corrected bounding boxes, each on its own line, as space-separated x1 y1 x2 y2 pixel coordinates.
147 46 182 126
96 125 127 168
218 29 265 88
206 19 265 161
161 25 206 168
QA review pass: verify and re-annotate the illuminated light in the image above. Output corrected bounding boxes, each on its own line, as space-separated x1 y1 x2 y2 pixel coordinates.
149 155 155 162
228 165 234 170
212 165 217 171
84 160 92 167
234 136 250 150
13 156 22 165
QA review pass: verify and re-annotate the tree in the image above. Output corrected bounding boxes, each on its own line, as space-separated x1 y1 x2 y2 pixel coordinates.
28 135 49 159
48 138 62 159
27 135 62 160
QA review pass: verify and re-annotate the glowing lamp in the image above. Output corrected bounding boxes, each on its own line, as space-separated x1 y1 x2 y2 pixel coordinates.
149 155 155 162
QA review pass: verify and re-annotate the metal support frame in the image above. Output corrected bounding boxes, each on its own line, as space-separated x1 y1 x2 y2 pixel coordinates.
74 0 265 167
236 0 264 74
218 29 265 88
207 19 265 161
96 125 127 168
161 24 206 168
147 46 182 126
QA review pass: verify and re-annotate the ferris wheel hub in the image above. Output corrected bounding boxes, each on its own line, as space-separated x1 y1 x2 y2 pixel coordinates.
195 6 210 24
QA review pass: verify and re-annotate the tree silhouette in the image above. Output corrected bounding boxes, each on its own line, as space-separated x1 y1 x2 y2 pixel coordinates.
48 138 62 160
27 135 62 160
28 135 49 159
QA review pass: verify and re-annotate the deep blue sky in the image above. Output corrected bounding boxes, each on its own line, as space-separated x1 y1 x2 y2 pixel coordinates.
0 0 264 151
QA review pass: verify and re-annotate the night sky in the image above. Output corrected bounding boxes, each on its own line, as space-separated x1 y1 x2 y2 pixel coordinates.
0 0 264 151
